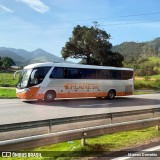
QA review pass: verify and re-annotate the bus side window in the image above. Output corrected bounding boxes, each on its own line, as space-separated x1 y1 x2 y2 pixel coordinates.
92 69 97 79
121 70 126 80
78 69 82 79
50 67 64 78
63 68 70 78
49 68 57 78
97 70 104 79
82 68 91 79
105 70 111 79
81 69 86 79
95 69 111 79
111 70 121 80
122 70 133 80
69 68 82 79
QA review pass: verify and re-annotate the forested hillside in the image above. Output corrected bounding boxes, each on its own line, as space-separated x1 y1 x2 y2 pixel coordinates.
112 38 160 76
112 38 160 60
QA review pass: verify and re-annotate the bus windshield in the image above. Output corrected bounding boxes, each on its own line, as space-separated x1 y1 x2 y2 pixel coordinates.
17 67 51 89
17 69 32 89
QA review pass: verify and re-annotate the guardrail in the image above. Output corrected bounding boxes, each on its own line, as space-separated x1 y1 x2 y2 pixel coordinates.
0 107 160 151
0 107 160 133
0 117 160 151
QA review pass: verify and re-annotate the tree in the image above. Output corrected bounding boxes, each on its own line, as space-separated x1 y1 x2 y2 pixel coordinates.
61 24 124 67
0 57 15 69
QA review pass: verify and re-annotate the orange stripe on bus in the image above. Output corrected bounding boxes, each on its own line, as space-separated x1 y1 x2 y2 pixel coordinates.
17 89 133 100
116 92 133 96
56 92 107 98
56 92 132 98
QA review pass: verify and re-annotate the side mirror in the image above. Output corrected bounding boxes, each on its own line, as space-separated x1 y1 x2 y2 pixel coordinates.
14 70 22 79
31 69 38 80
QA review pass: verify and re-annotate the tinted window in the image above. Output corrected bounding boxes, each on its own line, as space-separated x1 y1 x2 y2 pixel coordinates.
104 70 111 79
121 70 133 80
50 67 82 79
97 70 105 79
63 68 70 78
110 70 121 79
69 68 82 79
36 67 51 79
81 69 96 79
50 67 64 78
97 70 111 79
50 67 133 80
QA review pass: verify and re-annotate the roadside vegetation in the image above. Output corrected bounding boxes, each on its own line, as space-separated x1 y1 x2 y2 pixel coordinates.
0 71 19 87
0 88 16 98
133 91 155 95
1 127 159 160
29 127 160 154
134 78 160 90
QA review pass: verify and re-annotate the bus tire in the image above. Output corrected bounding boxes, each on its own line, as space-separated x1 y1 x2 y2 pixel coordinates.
44 91 56 102
107 90 116 100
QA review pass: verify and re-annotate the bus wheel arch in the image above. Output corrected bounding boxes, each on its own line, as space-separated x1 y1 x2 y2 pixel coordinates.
44 90 56 102
107 89 116 100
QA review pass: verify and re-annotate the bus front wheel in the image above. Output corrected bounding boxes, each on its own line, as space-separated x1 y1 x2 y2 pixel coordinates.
44 91 56 102
107 90 115 100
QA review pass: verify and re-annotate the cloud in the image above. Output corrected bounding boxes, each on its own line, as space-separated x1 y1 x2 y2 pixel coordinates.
16 0 49 13
0 5 13 13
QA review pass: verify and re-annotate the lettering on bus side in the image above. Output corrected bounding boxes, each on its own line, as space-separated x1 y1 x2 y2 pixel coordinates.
64 83 99 90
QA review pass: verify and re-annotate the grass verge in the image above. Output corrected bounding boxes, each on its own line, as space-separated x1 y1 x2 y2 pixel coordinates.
0 72 19 87
1 127 159 160
134 79 160 90
0 88 16 98
133 91 155 95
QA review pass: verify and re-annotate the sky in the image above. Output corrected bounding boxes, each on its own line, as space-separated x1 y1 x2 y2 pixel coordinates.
0 0 160 59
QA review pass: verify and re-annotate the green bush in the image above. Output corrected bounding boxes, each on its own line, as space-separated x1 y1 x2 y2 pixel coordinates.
134 79 160 90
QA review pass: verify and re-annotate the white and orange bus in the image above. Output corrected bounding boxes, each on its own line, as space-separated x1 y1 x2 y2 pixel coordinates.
15 62 134 102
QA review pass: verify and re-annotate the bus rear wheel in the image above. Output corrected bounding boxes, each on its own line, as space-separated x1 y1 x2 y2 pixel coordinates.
44 91 56 102
107 90 115 100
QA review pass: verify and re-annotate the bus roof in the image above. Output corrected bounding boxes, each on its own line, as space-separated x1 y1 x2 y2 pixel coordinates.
24 62 54 69
24 62 133 71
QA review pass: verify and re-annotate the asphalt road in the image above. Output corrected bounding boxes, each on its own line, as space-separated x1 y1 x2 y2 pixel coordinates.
0 94 160 125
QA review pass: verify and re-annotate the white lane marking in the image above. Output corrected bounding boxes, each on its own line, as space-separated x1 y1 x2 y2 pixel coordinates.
79 103 112 107
111 145 160 160
142 145 160 152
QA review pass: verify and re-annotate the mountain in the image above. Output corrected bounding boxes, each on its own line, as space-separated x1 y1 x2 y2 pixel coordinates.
112 38 160 61
30 49 63 63
0 47 65 65
0 49 26 65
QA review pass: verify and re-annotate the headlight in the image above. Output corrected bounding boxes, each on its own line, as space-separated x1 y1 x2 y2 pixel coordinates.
17 88 30 93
